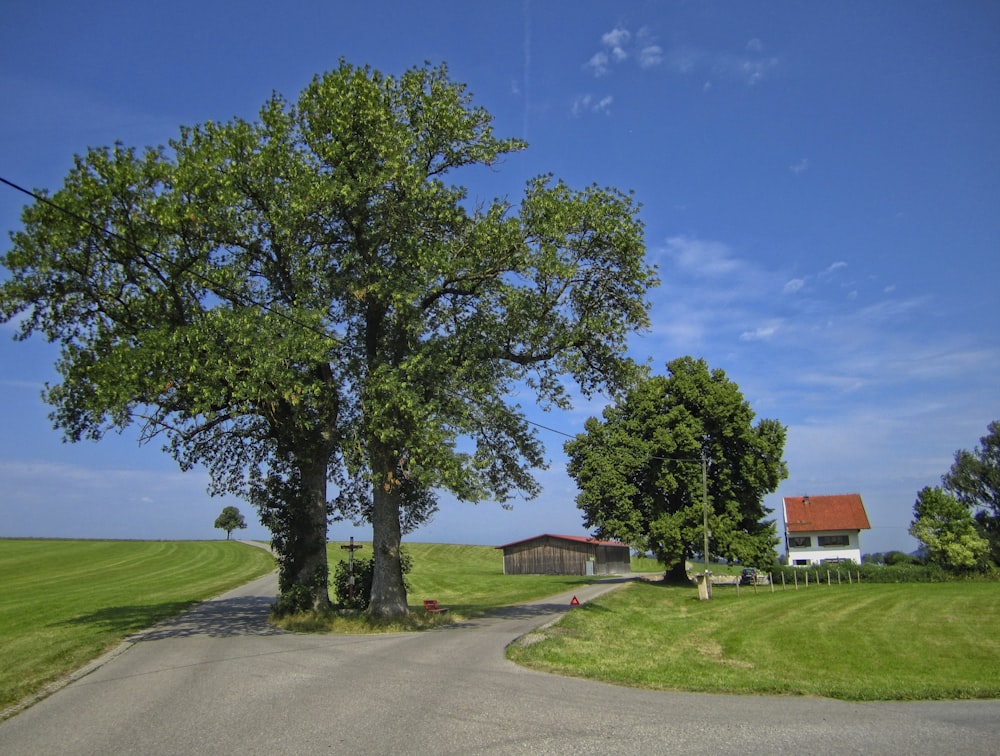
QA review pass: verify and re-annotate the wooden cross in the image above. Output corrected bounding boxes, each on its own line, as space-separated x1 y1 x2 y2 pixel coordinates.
340 536 364 600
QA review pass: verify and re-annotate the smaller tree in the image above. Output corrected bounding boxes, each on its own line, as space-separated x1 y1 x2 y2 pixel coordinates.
214 505 247 540
909 487 989 572
943 420 1000 566
566 357 787 582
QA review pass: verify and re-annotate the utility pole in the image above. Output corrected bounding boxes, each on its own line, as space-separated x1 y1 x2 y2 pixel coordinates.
702 453 711 600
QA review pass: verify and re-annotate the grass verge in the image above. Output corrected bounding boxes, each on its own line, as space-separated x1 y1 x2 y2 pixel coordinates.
0 539 275 713
507 580 1000 701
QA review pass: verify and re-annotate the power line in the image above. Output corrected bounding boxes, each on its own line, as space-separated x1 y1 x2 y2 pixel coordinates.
0 175 338 346
0 175 588 444
1 175 741 463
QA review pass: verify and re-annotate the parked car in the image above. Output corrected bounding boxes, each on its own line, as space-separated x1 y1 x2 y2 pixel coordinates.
739 567 758 585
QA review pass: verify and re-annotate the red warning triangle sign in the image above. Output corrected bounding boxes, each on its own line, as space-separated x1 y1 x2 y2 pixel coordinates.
570 595 580 606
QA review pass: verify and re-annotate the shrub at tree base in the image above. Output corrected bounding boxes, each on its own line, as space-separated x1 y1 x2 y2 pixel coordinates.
330 552 412 612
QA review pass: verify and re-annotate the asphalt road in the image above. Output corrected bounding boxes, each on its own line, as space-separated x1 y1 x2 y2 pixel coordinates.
1 568 998 755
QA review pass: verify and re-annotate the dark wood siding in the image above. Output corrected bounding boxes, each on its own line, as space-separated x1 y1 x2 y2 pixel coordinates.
501 536 631 575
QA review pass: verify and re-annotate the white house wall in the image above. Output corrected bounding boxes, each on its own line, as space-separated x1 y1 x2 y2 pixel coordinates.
787 530 863 565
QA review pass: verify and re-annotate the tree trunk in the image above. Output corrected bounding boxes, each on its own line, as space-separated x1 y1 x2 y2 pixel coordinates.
368 457 409 618
663 560 690 585
295 456 332 612
268 451 332 614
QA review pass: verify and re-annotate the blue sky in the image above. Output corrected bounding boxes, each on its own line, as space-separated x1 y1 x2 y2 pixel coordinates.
2 1 998 556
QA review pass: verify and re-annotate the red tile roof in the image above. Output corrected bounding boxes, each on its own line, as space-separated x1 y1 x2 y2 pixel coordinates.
495 534 629 549
783 494 871 532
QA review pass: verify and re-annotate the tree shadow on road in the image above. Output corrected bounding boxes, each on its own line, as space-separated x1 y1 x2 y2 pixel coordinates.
62 594 284 641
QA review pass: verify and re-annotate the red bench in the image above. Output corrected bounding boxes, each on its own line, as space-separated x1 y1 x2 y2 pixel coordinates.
423 599 449 614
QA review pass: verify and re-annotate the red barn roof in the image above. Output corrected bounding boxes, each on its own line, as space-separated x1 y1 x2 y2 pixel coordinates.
783 494 871 532
495 534 629 549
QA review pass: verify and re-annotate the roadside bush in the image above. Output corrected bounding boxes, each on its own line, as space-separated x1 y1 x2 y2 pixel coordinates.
332 550 412 611
769 562 996 585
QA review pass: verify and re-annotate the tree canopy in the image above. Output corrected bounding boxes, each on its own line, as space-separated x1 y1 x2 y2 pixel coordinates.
214 505 247 540
942 420 1000 566
909 486 989 571
0 62 657 616
565 357 787 581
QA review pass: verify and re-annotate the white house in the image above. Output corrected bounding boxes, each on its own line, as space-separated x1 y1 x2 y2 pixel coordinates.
782 493 871 566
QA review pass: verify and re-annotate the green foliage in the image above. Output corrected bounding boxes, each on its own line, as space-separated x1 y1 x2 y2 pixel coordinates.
0 61 657 618
331 550 411 611
566 357 787 578
943 420 1000 566
770 562 968 584
508 581 1000 700
213 505 247 539
0 540 274 712
909 486 990 572
864 550 921 566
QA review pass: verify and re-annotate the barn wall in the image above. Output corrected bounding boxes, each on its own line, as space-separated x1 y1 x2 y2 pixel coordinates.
594 545 631 575
503 537 592 575
502 538 632 575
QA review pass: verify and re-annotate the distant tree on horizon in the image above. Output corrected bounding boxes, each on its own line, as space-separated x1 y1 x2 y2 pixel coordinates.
214 506 247 540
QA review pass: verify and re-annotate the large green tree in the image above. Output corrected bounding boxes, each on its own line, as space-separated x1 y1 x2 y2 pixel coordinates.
566 357 787 582
943 420 1000 565
909 486 989 571
0 62 656 616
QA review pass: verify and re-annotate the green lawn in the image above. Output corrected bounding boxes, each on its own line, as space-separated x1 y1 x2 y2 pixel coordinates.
507 580 1000 701
5 539 997 710
0 539 275 713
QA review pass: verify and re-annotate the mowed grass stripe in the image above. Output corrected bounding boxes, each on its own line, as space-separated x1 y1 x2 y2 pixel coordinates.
507 581 1000 701
0 540 275 712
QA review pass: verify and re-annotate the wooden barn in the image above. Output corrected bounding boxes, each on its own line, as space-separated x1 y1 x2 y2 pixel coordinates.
496 534 632 576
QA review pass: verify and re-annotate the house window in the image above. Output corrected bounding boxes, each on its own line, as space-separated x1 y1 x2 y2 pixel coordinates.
818 534 849 547
788 536 811 548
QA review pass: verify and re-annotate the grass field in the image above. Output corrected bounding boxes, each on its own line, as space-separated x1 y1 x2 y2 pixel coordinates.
0 539 275 713
280 541 644 632
507 579 1000 701
382 542 660 614
4 539 997 710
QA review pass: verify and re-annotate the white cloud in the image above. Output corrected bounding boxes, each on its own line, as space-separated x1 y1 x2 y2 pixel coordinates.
783 278 806 294
571 93 613 116
585 51 611 77
740 321 783 342
822 261 847 276
662 235 744 277
639 45 663 69
585 26 662 77
666 44 778 87
789 157 811 175
601 27 631 53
